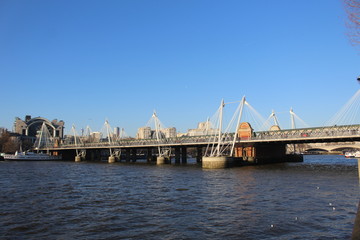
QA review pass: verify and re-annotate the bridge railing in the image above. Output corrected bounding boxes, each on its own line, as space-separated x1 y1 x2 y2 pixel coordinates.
252 124 360 141
58 135 220 148
54 125 360 149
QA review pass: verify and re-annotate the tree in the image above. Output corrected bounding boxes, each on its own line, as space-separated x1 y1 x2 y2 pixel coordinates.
0 131 20 153
343 0 360 47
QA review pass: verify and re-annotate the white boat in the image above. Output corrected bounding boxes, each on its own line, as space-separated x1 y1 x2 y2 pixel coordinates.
0 122 62 161
1 151 61 161
345 151 360 158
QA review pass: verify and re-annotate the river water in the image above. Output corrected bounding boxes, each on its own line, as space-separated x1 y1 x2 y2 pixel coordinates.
0 155 359 239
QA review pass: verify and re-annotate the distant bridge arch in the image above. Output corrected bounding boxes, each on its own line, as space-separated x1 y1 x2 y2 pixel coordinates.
303 142 360 153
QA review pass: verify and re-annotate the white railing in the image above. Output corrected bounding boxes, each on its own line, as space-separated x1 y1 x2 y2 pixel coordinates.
48 124 360 149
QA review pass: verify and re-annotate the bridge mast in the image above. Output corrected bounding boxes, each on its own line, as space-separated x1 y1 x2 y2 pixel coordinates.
104 120 113 156
230 96 246 156
152 111 162 157
216 99 225 156
71 125 85 162
35 122 45 153
271 110 280 127
290 107 296 129
71 125 79 157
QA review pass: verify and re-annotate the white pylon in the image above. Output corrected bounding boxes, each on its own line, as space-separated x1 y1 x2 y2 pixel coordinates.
270 110 280 127
290 107 296 129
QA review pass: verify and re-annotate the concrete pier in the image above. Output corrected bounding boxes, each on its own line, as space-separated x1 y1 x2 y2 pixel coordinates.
108 155 116 163
75 155 81 162
157 156 170 165
157 156 166 165
131 149 137 162
146 148 153 162
196 147 202 163
125 149 131 162
202 156 233 169
181 147 187 164
175 147 181 164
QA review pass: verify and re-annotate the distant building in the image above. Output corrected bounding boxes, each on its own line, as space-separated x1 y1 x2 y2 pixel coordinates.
114 127 120 137
13 115 65 138
0 127 6 137
90 132 101 141
162 127 177 138
136 127 152 139
187 121 217 136
136 126 177 139
177 132 187 138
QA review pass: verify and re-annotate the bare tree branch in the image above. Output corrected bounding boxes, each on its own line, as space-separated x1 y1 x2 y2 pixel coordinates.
343 0 360 46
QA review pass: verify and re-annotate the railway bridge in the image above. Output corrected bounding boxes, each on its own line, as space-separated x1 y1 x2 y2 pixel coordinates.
42 123 360 168
37 91 360 168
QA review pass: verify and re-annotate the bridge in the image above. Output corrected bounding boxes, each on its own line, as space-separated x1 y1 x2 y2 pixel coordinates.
35 89 360 168
304 142 360 153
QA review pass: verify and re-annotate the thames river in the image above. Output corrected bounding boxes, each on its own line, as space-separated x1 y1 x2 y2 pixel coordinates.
0 155 359 239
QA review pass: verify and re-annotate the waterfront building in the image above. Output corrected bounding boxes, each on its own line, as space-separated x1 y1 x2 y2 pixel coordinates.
13 115 65 138
136 127 152 139
162 127 177 138
177 132 187 138
90 132 102 141
0 127 6 137
136 126 177 139
187 121 217 136
114 127 120 138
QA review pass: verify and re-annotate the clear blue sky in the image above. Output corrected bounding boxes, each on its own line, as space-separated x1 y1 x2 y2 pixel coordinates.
1 0 359 136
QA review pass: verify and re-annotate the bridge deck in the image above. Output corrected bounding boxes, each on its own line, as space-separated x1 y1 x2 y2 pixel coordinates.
42 124 360 151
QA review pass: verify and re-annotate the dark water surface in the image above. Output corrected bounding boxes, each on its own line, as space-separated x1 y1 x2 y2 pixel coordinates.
0 155 359 239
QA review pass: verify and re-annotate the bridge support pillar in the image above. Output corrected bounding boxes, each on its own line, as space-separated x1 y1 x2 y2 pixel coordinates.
75 155 81 162
254 143 287 164
108 155 116 163
175 147 181 164
125 149 131 162
156 156 164 164
235 143 302 164
181 147 187 164
196 147 202 163
147 148 153 162
131 149 137 162
157 156 170 164
202 156 233 169
234 144 255 162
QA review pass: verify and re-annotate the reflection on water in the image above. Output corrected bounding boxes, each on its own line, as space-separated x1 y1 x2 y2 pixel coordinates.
0 155 358 239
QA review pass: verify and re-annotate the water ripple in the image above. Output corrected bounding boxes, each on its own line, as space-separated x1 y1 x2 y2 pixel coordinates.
0 156 358 239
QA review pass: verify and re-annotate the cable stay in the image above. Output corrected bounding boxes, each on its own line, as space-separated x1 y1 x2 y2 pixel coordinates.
326 88 360 126
83 125 94 143
71 125 86 158
290 108 310 129
242 101 271 131
146 111 171 157
101 119 116 157
33 122 55 152
262 110 282 130
204 97 246 157
119 128 129 139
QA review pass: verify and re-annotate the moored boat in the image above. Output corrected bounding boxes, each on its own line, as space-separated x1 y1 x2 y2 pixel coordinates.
345 151 360 158
1 151 61 161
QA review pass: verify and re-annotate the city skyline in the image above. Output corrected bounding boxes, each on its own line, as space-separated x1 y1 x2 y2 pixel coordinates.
1 0 359 136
